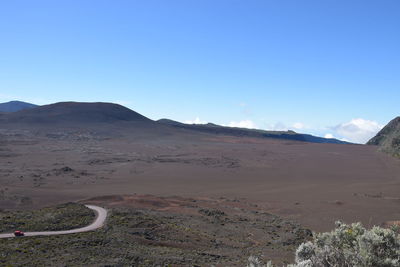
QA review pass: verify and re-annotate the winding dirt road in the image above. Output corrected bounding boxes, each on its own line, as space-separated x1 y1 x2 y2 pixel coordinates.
0 205 107 239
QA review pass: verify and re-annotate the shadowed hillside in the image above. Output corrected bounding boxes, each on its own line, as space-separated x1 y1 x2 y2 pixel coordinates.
1 102 152 124
367 116 400 157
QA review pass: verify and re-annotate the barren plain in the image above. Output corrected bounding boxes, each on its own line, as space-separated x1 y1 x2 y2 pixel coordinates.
1 125 399 233
1 102 400 265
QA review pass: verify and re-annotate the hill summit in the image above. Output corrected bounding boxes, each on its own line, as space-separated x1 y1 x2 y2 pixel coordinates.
367 116 400 157
0 101 38 112
2 102 152 124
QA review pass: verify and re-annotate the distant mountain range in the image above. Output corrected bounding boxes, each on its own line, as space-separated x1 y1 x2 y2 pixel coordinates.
368 117 400 157
0 100 349 144
0 101 38 112
158 119 349 144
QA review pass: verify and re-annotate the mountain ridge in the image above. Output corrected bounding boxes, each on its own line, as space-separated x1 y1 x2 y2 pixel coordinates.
0 101 350 144
367 116 400 157
158 118 350 144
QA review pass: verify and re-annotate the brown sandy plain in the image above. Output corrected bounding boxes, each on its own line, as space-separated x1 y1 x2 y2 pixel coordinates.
1 121 399 232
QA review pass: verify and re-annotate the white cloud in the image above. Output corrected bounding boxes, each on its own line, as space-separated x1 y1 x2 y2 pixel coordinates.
265 122 288 131
324 133 334 139
228 120 256 129
292 122 305 130
332 118 383 144
184 117 207 124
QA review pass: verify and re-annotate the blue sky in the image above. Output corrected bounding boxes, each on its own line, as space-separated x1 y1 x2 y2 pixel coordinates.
1 0 399 143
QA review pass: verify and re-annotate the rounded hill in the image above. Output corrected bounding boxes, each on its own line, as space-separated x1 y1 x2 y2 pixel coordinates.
2 102 152 124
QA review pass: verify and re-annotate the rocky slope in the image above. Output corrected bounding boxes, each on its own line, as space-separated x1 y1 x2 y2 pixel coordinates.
367 117 400 157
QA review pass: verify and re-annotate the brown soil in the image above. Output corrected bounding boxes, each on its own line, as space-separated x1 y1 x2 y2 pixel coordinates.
1 126 400 232
0 196 311 266
82 194 312 265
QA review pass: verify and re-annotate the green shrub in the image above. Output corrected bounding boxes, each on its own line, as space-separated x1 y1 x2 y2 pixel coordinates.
248 221 400 267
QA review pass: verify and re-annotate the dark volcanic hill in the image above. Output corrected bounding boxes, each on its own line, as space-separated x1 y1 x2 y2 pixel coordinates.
1 101 350 144
367 117 400 157
158 119 349 144
0 101 38 112
1 102 152 124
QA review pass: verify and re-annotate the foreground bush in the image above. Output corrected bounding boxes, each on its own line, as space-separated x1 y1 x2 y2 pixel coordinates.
248 221 400 267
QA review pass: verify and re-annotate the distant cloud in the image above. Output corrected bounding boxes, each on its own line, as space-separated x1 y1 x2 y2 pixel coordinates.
332 118 383 144
292 122 305 130
184 117 207 124
324 133 334 139
265 122 288 131
228 120 256 129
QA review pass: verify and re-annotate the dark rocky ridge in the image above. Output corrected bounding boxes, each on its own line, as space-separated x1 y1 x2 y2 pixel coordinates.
367 116 400 157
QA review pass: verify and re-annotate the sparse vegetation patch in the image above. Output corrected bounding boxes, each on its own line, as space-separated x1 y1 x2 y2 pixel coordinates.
0 203 95 233
0 198 311 266
249 221 400 267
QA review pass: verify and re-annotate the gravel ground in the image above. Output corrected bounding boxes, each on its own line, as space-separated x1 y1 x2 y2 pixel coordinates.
0 196 312 266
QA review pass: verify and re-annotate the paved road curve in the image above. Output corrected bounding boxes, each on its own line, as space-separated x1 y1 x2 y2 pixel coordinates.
0 205 107 239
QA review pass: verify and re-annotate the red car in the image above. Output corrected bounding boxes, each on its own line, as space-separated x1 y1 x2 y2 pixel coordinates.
14 230 24 237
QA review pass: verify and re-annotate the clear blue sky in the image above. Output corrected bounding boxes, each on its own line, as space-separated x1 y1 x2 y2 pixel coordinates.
1 0 399 143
